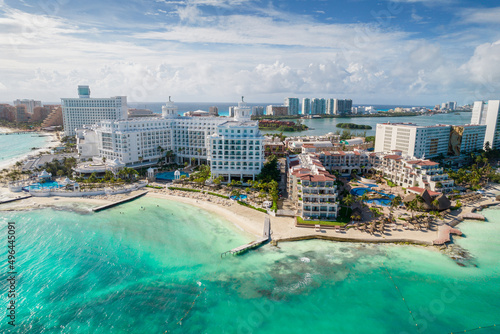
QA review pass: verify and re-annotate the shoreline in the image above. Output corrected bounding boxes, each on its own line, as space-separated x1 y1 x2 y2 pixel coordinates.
0 130 60 170
1 184 498 249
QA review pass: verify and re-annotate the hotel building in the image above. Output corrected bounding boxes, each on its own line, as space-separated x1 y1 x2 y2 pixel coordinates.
370 151 454 192
77 96 265 182
302 98 311 115
288 154 339 220
62 85 128 136
284 97 300 115
471 100 500 149
375 123 452 158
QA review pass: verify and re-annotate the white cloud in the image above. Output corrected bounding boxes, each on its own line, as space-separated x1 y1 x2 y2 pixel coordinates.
460 7 500 25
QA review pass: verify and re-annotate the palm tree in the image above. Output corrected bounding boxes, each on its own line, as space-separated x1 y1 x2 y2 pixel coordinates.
342 194 355 207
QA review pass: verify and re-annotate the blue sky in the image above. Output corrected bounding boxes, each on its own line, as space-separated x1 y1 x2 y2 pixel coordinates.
0 0 499 105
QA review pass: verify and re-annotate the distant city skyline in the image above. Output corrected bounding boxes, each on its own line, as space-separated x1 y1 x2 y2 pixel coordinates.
0 0 499 104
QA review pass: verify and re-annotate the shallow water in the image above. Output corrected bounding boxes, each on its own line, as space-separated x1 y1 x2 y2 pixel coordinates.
1 198 499 333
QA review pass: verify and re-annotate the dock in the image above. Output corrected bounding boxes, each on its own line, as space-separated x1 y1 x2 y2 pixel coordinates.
460 213 486 221
221 216 270 257
433 225 463 245
92 191 148 212
0 195 32 204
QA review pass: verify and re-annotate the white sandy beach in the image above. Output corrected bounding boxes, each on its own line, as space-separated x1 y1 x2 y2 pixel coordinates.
2 183 498 247
0 130 60 170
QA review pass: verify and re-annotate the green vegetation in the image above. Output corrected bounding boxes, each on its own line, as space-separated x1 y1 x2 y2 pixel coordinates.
146 185 163 189
296 217 347 226
237 200 268 213
296 207 352 226
365 136 375 142
167 186 202 193
336 123 372 130
386 179 397 187
207 192 229 199
41 157 77 178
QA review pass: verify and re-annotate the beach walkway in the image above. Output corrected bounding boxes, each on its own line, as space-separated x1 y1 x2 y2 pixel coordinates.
92 191 148 212
0 195 32 204
221 216 270 257
433 225 463 245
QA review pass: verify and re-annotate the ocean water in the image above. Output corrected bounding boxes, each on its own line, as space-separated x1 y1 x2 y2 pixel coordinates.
1 197 499 334
0 132 52 167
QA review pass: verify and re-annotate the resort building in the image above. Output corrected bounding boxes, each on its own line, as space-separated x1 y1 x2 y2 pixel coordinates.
375 123 451 158
284 98 300 115
370 151 454 192
62 85 128 136
471 100 500 149
252 106 265 116
318 150 373 176
77 97 265 182
288 154 339 220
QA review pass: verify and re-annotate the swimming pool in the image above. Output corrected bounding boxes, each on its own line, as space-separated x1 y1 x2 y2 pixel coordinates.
156 171 189 180
350 186 395 206
23 181 62 191
230 194 248 201
365 198 392 206
351 187 373 196
363 183 379 188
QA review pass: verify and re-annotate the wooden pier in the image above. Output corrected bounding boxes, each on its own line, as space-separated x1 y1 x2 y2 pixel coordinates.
92 191 148 212
0 195 32 204
221 216 271 257
433 225 463 245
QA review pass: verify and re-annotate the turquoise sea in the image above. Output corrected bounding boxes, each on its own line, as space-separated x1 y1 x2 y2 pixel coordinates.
0 131 51 167
1 197 499 334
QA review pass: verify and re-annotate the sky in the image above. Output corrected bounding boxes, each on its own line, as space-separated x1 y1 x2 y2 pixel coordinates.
0 0 499 105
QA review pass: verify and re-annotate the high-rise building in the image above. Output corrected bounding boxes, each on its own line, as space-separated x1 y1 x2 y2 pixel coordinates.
311 98 326 115
266 105 288 116
334 99 352 115
284 97 300 115
302 98 311 115
61 85 128 136
252 106 264 116
471 100 500 149
326 98 335 114
13 99 42 114
374 123 452 158
448 102 457 110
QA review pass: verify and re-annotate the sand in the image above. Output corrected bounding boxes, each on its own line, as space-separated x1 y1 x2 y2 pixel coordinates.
0 131 60 170
7 184 500 247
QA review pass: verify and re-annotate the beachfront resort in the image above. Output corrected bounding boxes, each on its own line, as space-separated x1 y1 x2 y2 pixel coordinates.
1 86 500 251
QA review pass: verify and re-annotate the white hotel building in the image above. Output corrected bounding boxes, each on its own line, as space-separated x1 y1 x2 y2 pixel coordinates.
375 123 452 159
471 100 500 149
62 86 127 137
76 93 265 182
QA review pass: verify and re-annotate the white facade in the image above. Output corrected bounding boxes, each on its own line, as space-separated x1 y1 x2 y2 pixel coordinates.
375 123 451 158
208 99 265 182
78 98 265 182
371 153 454 192
471 100 500 149
288 154 339 220
62 86 127 136
302 98 310 115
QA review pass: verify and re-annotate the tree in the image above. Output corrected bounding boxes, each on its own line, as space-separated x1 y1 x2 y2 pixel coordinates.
342 194 355 207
